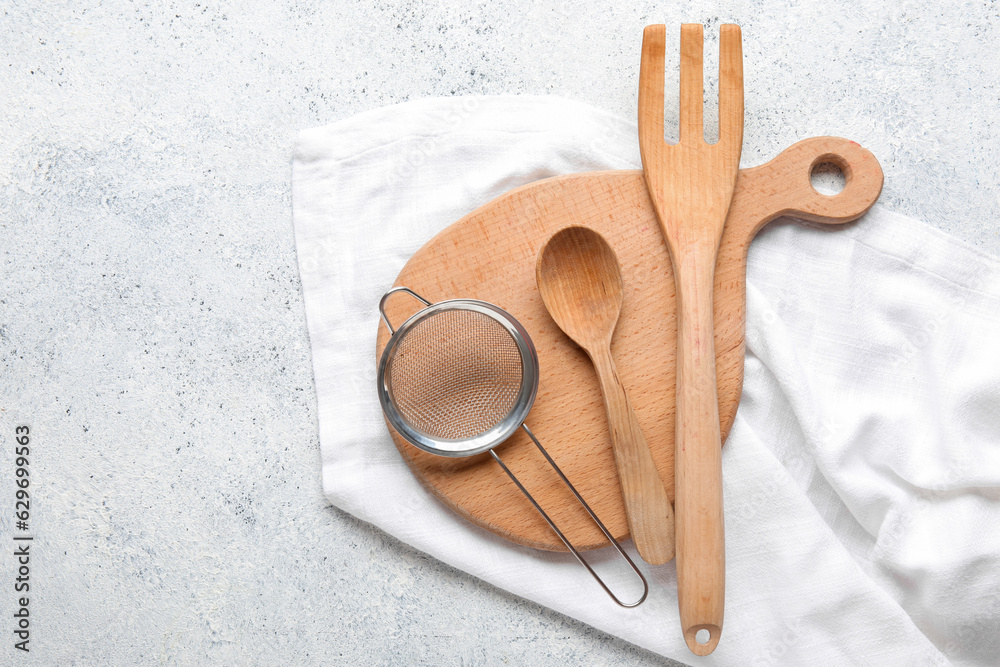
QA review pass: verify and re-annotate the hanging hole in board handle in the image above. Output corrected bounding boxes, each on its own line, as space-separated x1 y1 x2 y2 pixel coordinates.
379 286 432 334
810 158 847 196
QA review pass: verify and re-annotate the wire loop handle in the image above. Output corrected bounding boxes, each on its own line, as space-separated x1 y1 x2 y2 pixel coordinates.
493 425 648 608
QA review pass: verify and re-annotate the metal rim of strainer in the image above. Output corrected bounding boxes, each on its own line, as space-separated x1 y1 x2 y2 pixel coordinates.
377 291 539 458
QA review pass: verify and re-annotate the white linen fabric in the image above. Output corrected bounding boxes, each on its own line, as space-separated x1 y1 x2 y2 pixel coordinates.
292 96 1000 666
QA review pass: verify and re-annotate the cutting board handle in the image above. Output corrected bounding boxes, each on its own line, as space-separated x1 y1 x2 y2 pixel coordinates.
733 136 884 236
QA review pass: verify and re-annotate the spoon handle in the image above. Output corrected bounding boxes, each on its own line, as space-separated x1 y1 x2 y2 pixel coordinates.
591 346 675 565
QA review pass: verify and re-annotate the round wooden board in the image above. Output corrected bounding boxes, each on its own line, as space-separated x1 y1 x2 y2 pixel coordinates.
375 138 883 552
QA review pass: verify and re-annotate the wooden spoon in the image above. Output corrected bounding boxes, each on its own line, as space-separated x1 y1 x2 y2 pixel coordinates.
536 225 675 565
638 23 742 655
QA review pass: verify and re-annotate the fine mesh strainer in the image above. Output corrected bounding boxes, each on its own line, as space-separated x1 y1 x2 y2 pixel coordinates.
377 286 648 607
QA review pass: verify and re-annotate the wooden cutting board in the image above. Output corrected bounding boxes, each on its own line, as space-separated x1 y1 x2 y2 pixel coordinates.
375 136 883 552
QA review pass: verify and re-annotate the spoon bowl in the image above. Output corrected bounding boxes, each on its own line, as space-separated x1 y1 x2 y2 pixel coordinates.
537 226 624 347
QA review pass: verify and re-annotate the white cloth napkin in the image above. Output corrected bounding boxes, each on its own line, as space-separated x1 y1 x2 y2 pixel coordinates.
292 96 1000 666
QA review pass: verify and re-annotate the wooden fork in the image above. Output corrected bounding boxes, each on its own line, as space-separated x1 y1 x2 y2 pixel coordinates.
637 23 743 655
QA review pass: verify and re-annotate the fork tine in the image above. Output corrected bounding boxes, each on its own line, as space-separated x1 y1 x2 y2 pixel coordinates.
638 24 666 150
679 24 704 144
718 24 744 151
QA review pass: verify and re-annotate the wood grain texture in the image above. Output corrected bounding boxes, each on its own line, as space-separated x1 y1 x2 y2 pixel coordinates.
536 226 675 565
637 23 743 654
374 136 882 556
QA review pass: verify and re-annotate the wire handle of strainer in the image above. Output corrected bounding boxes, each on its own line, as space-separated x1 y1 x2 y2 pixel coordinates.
378 286 648 608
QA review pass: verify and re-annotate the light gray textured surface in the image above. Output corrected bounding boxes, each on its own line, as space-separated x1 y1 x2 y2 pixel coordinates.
1 1 997 665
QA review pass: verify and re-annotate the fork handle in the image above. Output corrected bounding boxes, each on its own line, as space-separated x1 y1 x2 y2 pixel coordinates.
673 245 725 656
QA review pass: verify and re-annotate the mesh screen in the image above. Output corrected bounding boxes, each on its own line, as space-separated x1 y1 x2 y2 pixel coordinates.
386 309 524 440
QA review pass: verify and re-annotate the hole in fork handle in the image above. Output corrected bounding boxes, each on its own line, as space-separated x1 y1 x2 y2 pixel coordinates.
686 624 722 655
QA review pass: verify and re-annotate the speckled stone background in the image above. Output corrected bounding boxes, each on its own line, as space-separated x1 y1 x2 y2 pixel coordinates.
1 1 998 665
